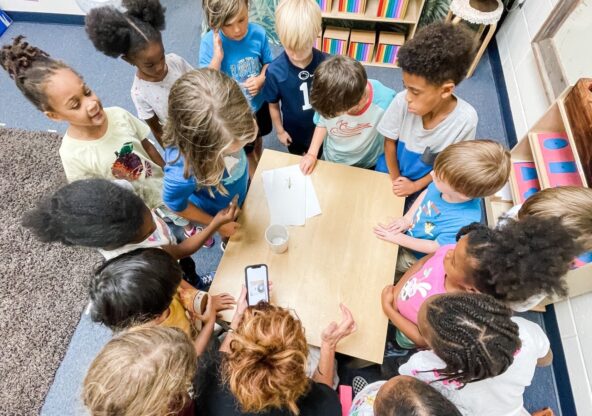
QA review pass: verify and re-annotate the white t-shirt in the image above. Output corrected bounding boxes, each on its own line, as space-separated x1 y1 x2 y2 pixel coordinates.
377 90 477 181
399 317 550 416
131 53 194 122
99 212 176 260
349 381 386 416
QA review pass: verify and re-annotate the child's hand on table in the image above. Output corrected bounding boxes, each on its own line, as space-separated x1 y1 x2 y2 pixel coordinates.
392 176 418 197
373 224 405 244
381 285 396 311
277 130 293 147
212 195 241 237
299 153 317 175
321 304 356 349
382 216 412 233
211 293 236 312
243 73 265 97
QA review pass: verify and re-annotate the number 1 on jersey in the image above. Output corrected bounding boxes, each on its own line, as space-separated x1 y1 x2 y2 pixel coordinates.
300 82 312 111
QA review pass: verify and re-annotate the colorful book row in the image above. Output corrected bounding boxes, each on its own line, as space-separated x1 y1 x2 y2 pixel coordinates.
338 0 367 13
377 0 410 18
316 0 410 18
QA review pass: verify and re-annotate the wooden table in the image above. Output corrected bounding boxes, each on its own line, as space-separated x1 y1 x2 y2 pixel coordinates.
210 150 404 363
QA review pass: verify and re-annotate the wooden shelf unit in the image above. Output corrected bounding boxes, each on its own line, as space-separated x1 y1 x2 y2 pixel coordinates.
319 0 426 68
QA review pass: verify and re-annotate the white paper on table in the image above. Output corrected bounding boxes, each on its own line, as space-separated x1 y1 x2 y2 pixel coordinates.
261 165 321 226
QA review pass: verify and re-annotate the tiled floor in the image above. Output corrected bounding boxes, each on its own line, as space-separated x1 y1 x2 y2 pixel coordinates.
0 2 565 414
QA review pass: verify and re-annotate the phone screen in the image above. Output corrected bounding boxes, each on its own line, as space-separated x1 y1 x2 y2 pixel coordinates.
245 264 269 306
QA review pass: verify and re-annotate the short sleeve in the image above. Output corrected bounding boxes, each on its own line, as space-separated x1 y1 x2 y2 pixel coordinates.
370 80 396 111
313 112 326 127
260 32 273 65
262 68 280 103
456 100 478 142
123 109 151 140
163 149 195 212
131 88 155 120
198 32 214 68
399 350 446 383
177 55 194 73
377 90 407 140
59 151 92 182
516 318 550 358
435 232 456 247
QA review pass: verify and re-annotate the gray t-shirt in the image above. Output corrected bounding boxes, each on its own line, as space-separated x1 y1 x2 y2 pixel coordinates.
377 90 478 180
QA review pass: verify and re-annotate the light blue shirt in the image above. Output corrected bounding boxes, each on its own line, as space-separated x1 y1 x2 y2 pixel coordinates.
199 23 273 112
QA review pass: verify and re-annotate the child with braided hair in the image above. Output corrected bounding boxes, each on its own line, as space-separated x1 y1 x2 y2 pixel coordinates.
381 216 578 348
0 35 165 209
399 293 552 416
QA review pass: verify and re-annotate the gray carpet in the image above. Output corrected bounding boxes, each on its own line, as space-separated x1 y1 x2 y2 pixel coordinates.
0 128 101 415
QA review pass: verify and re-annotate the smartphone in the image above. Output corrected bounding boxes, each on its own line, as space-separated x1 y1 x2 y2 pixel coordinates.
245 264 269 306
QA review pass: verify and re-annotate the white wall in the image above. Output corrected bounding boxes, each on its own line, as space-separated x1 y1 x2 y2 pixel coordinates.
496 1 592 413
0 0 84 15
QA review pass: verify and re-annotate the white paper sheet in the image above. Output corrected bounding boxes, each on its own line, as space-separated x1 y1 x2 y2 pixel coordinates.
261 165 321 226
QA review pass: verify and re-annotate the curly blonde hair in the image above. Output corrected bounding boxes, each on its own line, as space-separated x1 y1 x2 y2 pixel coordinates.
82 326 197 416
224 304 311 414
164 68 256 194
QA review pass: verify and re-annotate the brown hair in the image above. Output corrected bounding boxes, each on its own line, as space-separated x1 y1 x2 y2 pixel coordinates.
223 304 310 414
203 0 249 29
82 326 197 416
164 68 256 193
518 186 592 252
433 140 510 198
310 55 368 119
0 35 72 111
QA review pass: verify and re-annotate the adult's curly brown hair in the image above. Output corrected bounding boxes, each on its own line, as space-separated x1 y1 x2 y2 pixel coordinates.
397 22 476 86
457 216 581 302
223 304 310 414
85 0 166 58
0 35 72 111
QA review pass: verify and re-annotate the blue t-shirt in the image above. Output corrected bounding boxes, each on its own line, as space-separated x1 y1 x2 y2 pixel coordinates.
163 147 249 217
407 182 481 257
199 23 273 112
262 49 327 152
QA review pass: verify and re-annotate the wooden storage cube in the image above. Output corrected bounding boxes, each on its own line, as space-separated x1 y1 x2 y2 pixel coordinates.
321 26 350 56
316 0 333 13
338 0 367 13
374 32 405 65
347 30 376 63
508 138 541 205
376 0 410 18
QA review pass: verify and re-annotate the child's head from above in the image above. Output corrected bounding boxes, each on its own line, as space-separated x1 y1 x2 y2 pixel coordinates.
164 68 257 190
432 140 511 200
90 248 182 331
452 216 581 303
519 186 592 253
0 36 105 127
83 326 196 416
275 0 322 67
374 375 461 416
85 0 167 81
417 293 521 385
310 55 368 119
397 22 475 117
225 303 309 414
204 0 249 40
22 179 155 250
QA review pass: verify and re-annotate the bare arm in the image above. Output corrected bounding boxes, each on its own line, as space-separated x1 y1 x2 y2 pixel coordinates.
390 234 439 255
172 201 240 238
412 172 433 193
299 126 327 175
537 349 553 367
384 138 401 181
141 138 165 168
144 116 164 147
269 102 292 147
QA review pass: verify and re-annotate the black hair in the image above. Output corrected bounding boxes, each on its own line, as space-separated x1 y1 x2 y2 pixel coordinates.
0 35 73 111
375 375 462 416
22 179 148 249
397 22 475 86
89 248 182 330
85 0 166 59
424 293 521 386
457 216 580 302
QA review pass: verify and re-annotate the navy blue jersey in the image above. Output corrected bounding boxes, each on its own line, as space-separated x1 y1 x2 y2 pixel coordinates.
263 49 327 155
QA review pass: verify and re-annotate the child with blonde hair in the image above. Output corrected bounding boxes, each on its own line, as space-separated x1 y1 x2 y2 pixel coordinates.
374 140 510 274
200 0 273 176
1 36 164 209
163 69 256 243
299 55 395 174
83 326 198 416
263 0 327 156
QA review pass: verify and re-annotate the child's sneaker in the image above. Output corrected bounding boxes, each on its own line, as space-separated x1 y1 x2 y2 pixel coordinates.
352 376 369 396
185 225 215 248
220 241 227 252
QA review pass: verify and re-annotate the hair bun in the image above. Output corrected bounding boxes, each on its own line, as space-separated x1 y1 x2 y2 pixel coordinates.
123 0 165 30
0 35 49 80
